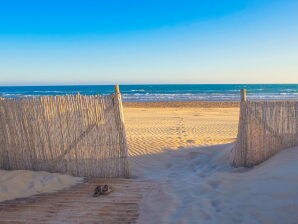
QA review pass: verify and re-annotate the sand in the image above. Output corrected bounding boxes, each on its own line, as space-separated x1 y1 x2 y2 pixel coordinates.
1 101 297 223
124 102 239 157
123 102 298 224
135 144 298 224
0 170 82 202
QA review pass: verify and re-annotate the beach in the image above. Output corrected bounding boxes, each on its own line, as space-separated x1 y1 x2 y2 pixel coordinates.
123 102 298 223
0 100 297 223
0 101 239 203
1 0 297 221
124 101 239 157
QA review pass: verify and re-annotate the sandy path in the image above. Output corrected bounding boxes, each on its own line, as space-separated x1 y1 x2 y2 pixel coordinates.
124 105 239 179
124 106 239 156
124 104 298 224
0 178 151 224
135 144 298 224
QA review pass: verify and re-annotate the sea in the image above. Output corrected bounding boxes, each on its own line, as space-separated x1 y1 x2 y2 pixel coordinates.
0 84 297 102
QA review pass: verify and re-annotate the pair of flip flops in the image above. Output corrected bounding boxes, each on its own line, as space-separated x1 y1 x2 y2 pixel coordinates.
93 185 113 197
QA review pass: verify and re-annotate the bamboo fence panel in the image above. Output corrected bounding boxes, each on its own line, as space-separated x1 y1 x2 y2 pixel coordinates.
231 101 298 167
0 94 130 178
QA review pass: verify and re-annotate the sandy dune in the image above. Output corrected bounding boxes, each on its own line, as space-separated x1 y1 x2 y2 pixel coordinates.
0 170 82 202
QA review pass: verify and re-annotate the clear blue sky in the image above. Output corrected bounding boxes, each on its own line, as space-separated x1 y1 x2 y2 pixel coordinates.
0 0 297 85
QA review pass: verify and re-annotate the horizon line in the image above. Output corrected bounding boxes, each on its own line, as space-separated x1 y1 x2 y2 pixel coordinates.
0 83 297 87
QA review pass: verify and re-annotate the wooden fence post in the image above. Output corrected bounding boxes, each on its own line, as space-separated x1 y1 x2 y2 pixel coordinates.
113 85 130 178
240 89 246 102
231 89 249 167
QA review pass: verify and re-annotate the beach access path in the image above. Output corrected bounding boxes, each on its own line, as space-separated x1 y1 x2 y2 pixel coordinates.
0 178 152 224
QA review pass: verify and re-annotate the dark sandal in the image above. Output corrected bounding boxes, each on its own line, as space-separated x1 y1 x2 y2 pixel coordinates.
93 185 113 197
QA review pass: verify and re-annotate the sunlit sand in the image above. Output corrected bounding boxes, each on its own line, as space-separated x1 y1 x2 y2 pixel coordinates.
124 102 298 223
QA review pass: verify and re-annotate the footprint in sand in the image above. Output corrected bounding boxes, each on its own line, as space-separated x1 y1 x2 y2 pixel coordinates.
207 179 220 189
211 199 223 212
186 139 195 144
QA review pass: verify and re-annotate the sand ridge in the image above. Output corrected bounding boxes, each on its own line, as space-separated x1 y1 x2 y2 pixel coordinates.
0 170 82 202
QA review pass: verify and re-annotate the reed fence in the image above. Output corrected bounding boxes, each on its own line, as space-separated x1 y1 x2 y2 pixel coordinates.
231 89 298 167
0 86 130 178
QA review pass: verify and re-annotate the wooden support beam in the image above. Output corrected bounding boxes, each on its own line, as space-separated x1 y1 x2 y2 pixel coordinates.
114 85 120 95
240 89 246 102
113 85 130 178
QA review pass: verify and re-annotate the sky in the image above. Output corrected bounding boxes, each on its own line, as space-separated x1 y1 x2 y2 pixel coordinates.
0 0 297 85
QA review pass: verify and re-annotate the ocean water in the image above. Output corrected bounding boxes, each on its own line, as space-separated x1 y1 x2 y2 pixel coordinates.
0 84 297 102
